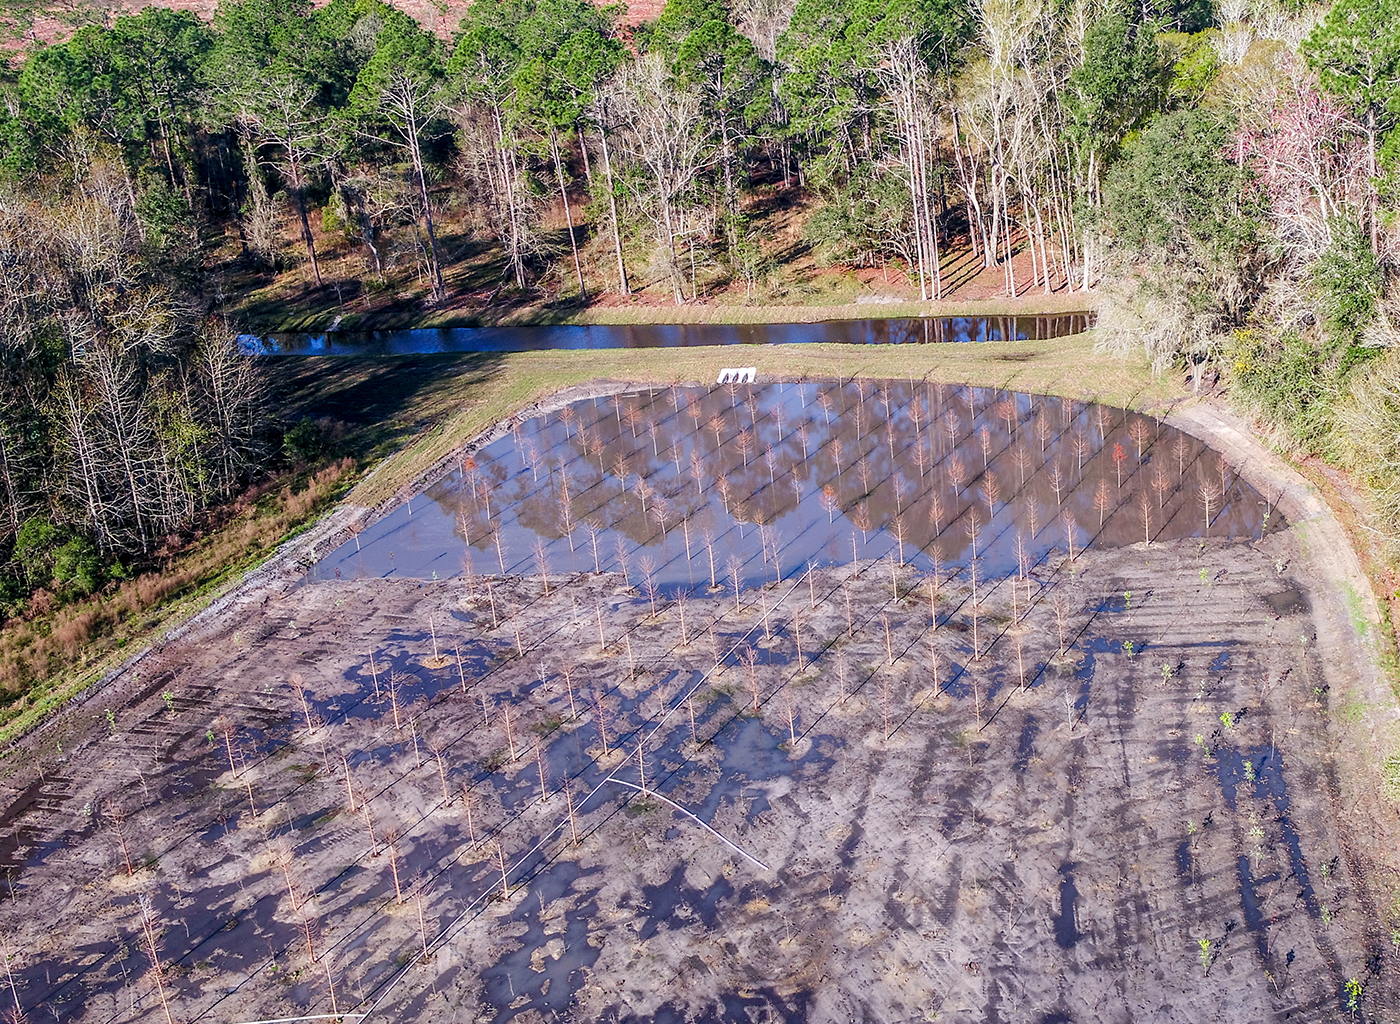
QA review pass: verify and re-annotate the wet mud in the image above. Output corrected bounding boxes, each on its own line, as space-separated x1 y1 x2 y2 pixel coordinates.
0 384 1392 1024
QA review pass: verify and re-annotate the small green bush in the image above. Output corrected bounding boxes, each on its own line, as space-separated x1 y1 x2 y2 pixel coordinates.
1226 329 1338 448
1313 218 1381 345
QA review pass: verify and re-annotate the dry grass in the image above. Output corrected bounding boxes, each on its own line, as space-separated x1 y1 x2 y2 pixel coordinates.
0 459 356 744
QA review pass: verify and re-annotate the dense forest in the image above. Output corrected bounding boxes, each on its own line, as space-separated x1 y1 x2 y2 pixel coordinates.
1 0 1399 625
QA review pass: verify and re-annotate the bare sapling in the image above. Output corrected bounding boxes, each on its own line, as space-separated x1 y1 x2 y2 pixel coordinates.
386 830 404 902
728 555 744 613
214 714 239 777
880 670 892 738
587 520 603 572
928 490 945 533
429 616 441 661
1148 467 1170 509
844 579 854 637
1011 444 1031 486
636 734 649 796
981 474 1000 519
927 635 940 694
1112 442 1127 488
639 556 659 617
1060 509 1077 562
139 896 177 1024
838 650 848 703
979 424 992 469
1052 592 1070 657
677 592 690 646
1198 478 1222 535
883 614 895 666
1048 463 1066 505
368 652 382 699
495 840 511 900
535 743 549 805
431 741 452 805
595 600 606 649
461 785 477 845
1070 431 1089 473
1094 479 1112 526
289 672 315 735
1015 619 1027 687
454 643 469 694
486 580 499 627
1129 417 1152 458
593 691 611 756
342 756 357 813
614 534 631 578
503 705 518 761
857 455 873 495
563 665 578 719
495 527 507 574
1173 434 1189 478
388 672 405 732
108 805 135 877
533 538 551 595
1035 412 1052 452
564 780 581 844
651 495 671 541
513 614 526 658
794 613 804 666
743 646 762 711
1139 490 1153 545
969 560 981 661
479 688 491 728
0 932 23 1022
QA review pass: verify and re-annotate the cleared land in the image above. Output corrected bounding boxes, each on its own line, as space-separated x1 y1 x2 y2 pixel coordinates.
1 381 1396 1023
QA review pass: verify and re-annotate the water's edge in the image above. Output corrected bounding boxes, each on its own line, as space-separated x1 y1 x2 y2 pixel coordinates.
241 314 1093 357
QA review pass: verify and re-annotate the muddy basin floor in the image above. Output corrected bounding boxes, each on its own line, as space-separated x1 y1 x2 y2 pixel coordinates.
0 529 1394 1022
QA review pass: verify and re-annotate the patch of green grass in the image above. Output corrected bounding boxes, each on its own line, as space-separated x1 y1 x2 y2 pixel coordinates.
1382 753 1400 801
1336 699 1368 724
323 333 1169 511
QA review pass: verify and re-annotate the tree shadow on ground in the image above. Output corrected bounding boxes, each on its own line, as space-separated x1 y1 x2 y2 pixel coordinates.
264 352 509 466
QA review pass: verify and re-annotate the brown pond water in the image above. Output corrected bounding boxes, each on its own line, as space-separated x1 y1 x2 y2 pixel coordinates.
310 382 1279 591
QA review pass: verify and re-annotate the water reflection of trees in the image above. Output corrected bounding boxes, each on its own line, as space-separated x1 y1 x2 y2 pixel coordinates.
418 380 1270 588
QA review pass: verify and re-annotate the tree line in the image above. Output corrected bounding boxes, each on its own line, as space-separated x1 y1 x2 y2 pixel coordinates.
3 0 1400 604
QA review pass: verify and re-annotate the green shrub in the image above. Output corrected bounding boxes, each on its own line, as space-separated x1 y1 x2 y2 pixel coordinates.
1226 329 1339 447
10 518 104 599
1313 218 1381 345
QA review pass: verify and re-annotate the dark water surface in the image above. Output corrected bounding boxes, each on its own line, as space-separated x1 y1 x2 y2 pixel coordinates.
307 381 1277 592
240 313 1091 356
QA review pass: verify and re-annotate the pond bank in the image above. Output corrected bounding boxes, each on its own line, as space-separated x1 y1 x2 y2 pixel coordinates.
259 290 1096 334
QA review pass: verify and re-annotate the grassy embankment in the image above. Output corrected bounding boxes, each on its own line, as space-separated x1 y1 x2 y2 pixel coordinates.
1 329 1174 747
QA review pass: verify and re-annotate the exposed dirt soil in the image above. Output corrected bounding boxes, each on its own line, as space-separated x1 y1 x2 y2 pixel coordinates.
0 387 1397 1024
